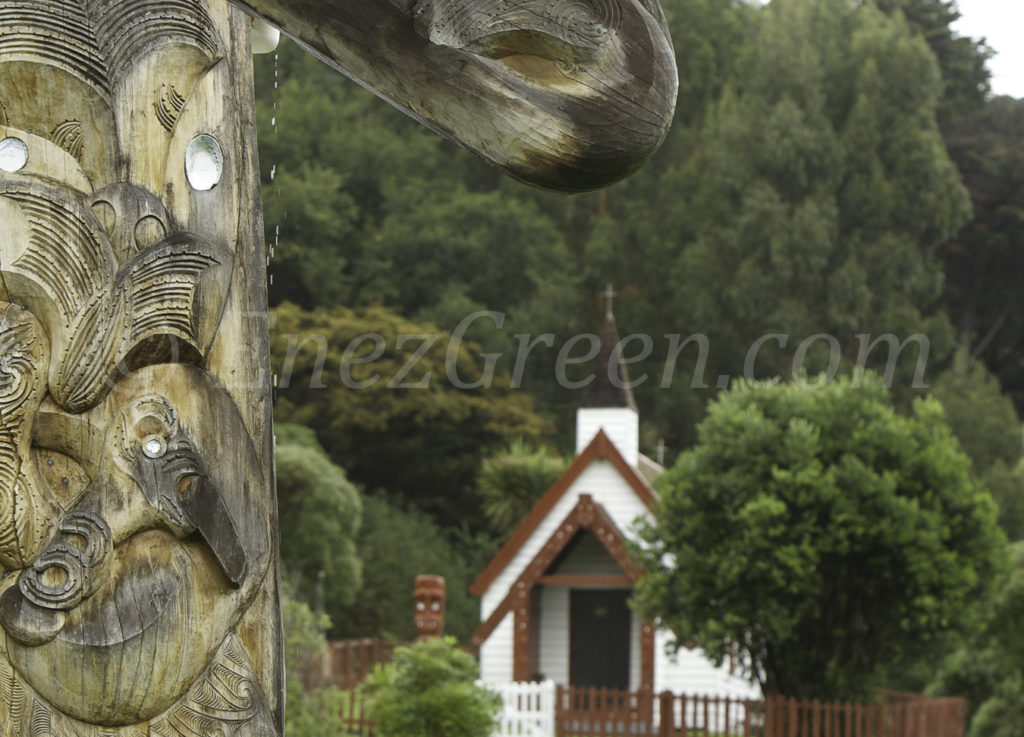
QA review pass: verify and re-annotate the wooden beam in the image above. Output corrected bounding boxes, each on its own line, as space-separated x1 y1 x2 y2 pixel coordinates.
231 0 678 192
536 575 633 587
512 593 532 682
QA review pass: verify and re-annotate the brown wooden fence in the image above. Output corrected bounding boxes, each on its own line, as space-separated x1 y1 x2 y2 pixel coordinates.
339 687 375 737
302 641 967 737
656 691 756 736
320 685 966 737
653 690 967 737
556 685 656 735
304 638 400 690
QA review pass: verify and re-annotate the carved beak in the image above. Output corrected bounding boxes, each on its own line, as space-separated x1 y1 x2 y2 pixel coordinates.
230 0 677 192
136 438 248 587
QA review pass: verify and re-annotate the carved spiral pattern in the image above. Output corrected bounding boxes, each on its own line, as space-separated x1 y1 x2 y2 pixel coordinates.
0 305 44 422
417 0 620 52
0 303 54 570
19 513 113 610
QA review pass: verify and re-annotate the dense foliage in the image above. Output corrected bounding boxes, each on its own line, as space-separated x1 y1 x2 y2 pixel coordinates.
931 542 1024 736
362 638 500 737
282 593 348 737
633 375 1006 700
269 301 550 528
276 423 362 632
329 493 493 643
476 440 568 534
256 0 1024 726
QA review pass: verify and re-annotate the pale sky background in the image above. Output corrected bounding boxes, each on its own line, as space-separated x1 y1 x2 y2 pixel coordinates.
953 0 1023 98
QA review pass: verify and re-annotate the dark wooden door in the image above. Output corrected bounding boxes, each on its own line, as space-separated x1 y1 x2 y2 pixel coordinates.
569 589 631 689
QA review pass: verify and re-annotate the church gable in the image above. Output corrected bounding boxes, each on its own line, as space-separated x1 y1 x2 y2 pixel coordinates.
471 429 654 607
471 493 644 646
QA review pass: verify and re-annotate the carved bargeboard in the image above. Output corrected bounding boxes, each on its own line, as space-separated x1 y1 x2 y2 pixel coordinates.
0 2 280 735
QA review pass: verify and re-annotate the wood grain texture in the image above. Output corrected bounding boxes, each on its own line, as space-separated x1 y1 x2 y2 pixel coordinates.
230 0 679 192
0 2 281 735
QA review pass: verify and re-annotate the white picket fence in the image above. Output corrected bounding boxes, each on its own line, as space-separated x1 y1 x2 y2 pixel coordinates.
482 680 557 737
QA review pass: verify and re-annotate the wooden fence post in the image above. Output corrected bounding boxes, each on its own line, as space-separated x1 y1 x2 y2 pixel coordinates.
659 691 675 737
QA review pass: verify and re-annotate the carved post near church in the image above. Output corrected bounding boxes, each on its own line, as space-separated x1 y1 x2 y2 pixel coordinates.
0 1 677 735
414 574 446 640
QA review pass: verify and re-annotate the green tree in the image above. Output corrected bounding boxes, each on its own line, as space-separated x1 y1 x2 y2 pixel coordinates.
981 461 1024 543
276 423 362 634
330 494 494 643
668 0 966 386
931 349 1024 541
940 96 1024 412
566 0 975 454
634 374 1006 700
931 348 1022 472
270 302 551 528
931 542 1024 736
477 439 568 535
282 592 348 737
362 638 500 737
254 39 574 320
870 0 992 123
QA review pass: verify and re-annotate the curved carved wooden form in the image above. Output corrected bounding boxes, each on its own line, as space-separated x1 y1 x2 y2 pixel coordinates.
0 2 279 734
0 0 676 735
233 0 679 192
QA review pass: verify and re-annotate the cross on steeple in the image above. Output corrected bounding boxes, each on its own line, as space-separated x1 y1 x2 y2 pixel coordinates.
603 283 617 321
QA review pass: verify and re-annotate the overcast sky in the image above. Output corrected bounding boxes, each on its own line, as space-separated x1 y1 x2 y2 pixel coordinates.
953 0 1023 98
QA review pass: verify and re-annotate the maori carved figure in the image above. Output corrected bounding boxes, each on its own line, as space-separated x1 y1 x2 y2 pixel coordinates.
0 0 675 736
413 575 446 640
0 3 278 735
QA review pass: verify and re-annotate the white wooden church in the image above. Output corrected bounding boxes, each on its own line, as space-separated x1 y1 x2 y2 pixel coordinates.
470 309 759 700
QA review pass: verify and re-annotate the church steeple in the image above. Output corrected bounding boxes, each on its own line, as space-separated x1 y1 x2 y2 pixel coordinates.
581 285 637 411
575 285 640 465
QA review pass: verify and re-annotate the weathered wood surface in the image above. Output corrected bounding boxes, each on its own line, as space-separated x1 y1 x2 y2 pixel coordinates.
233 0 679 192
0 2 279 735
0 0 677 735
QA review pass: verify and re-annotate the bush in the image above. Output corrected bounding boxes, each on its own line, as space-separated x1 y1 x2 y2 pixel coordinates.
362 637 500 737
282 593 348 737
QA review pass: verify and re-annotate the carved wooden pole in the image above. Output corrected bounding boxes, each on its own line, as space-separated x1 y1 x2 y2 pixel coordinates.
0 1 676 735
0 3 281 735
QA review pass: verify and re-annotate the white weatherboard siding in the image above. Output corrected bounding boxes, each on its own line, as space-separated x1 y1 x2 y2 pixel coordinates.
537 587 569 684
576 408 639 466
480 613 515 684
480 460 650 620
654 630 760 700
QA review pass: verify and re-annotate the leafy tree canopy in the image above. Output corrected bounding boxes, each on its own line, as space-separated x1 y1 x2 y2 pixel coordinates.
870 0 992 122
669 0 967 378
941 96 1024 412
275 423 363 634
931 541 1024 737
931 347 1023 472
270 302 551 528
476 439 568 535
634 374 1006 700
281 592 349 737
329 493 494 644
